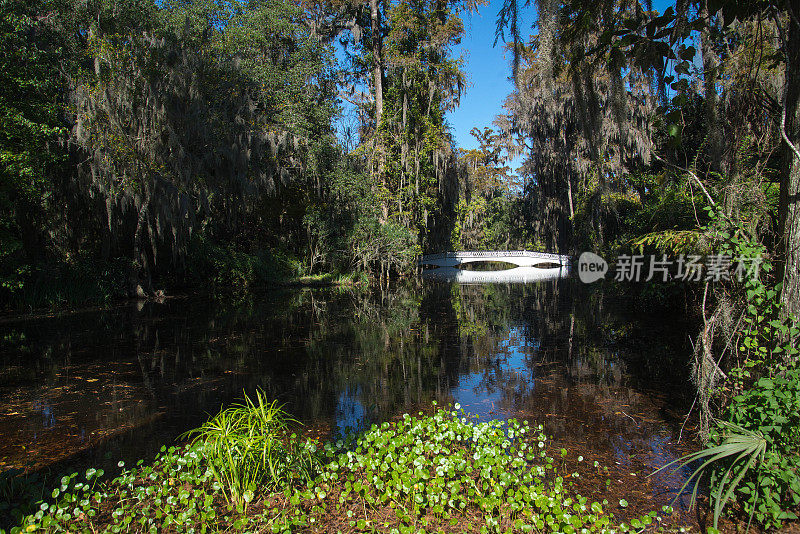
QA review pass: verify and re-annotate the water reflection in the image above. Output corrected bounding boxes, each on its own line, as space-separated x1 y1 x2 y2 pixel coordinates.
0 279 696 514
421 265 566 283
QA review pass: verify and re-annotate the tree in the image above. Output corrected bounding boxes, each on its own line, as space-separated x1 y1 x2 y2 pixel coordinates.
72 0 337 289
495 0 800 313
777 0 800 318
451 127 519 249
0 0 67 293
496 1 656 251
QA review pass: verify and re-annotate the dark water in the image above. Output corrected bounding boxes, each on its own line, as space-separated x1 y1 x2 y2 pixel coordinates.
0 278 699 515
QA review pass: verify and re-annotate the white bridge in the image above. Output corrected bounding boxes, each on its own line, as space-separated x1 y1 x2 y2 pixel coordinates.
421 266 567 284
420 250 571 268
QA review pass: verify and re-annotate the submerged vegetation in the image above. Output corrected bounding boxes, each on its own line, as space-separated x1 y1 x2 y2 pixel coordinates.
6 399 672 534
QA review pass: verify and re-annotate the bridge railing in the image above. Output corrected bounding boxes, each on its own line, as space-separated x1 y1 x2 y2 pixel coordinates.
420 250 571 261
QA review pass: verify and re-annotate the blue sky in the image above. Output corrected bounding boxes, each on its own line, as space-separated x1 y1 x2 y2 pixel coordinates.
446 0 673 164
445 2 529 154
336 1 674 168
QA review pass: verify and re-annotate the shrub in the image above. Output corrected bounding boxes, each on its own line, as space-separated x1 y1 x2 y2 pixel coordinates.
186 237 298 291
720 367 800 528
658 208 800 530
713 209 800 529
183 390 316 507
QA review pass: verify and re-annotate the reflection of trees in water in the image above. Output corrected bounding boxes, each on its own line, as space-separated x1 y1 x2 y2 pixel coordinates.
1 291 314 469
292 288 436 423
1 287 453 469
434 279 691 419
0 280 692 476
435 280 695 511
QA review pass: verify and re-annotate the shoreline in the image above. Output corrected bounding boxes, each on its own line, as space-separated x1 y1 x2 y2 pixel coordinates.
3 405 687 534
0 274 371 323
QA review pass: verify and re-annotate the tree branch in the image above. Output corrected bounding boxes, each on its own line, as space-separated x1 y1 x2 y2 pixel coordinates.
653 153 717 207
781 90 800 165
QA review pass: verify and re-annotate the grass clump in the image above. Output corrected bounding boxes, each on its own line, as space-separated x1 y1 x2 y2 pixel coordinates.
10 402 665 533
183 391 315 507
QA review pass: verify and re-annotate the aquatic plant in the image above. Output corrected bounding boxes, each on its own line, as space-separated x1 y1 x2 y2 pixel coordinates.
264 403 662 533
11 403 668 533
183 390 316 507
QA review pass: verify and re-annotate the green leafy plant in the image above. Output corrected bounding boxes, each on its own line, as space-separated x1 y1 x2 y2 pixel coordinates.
183 390 315 507
262 403 660 533
711 208 800 528
720 368 800 528
651 208 800 530
652 422 767 530
14 403 664 533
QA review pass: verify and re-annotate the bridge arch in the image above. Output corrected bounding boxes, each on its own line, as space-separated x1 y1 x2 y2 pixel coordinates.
419 251 571 269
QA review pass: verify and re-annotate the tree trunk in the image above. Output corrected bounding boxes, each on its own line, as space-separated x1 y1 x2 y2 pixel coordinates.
15 198 43 263
566 173 574 219
700 0 724 174
370 0 386 221
779 5 800 319
370 0 383 128
133 192 153 296
101 197 113 261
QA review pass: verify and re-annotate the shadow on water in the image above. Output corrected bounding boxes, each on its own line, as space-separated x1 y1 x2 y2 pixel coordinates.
0 276 700 521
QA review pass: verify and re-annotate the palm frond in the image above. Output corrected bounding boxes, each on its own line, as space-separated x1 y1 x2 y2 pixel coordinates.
650 422 766 530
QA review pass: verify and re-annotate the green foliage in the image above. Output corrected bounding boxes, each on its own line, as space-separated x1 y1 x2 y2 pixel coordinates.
74 0 338 273
289 404 659 533
12 444 224 533
656 207 800 530
184 390 316 507
451 195 515 250
653 422 767 530
0 0 491 305
0 258 131 310
632 229 706 256
0 0 66 301
334 270 371 287
349 217 420 274
713 213 800 528
721 370 800 528
345 0 476 253
187 237 299 291
0 0 359 306
322 161 423 275
449 129 522 251
12 404 663 533
0 0 64 198
573 173 708 257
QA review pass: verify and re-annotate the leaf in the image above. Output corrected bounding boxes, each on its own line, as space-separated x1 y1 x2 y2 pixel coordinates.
679 46 696 61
